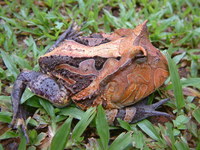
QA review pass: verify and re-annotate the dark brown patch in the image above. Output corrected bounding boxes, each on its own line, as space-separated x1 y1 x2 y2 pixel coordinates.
93 56 108 70
54 69 95 93
0 137 20 150
39 55 108 72
72 33 111 46
74 94 98 109
113 108 126 125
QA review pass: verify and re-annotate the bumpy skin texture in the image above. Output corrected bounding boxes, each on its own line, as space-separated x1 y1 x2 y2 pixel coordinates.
11 21 170 132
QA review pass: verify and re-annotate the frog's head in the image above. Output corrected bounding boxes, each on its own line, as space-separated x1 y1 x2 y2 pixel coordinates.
132 21 168 69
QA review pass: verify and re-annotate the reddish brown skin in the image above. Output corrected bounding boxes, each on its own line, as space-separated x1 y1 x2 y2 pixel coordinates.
39 21 169 109
98 26 169 109
11 21 170 132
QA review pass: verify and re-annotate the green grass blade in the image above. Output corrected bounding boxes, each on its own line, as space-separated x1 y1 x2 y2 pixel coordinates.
172 52 186 64
21 88 34 104
192 108 200 124
180 78 200 89
172 115 190 130
132 130 144 149
191 60 198 77
164 51 185 110
18 136 26 150
60 106 84 120
50 117 72 150
39 98 55 120
13 55 32 70
72 107 96 141
175 140 190 150
108 132 132 150
0 16 17 26
0 144 3 150
117 118 132 131
96 105 110 150
0 131 18 140
137 120 163 142
0 50 19 79
165 122 176 150
0 112 12 123
0 96 10 102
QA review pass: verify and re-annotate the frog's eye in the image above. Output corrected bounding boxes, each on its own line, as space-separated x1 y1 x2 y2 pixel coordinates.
134 53 147 64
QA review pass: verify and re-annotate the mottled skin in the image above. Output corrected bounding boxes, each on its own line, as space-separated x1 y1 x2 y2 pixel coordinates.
11 21 171 140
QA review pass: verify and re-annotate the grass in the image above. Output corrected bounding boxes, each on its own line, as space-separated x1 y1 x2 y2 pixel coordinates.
0 0 200 149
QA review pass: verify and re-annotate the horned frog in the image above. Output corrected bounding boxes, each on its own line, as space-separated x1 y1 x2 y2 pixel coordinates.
11 21 170 137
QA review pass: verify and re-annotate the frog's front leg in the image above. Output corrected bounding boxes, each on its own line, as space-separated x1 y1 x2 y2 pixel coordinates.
11 70 70 128
46 23 82 54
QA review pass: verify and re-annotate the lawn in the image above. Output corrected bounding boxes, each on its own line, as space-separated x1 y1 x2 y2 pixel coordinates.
0 0 200 149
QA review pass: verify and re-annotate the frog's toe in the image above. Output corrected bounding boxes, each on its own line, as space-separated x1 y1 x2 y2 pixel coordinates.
10 105 30 143
67 23 83 38
130 98 172 123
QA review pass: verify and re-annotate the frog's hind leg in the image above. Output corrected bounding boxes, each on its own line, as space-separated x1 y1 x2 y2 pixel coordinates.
106 97 172 125
11 71 70 142
10 71 40 129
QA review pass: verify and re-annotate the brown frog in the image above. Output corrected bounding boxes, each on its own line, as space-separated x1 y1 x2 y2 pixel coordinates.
11 21 170 137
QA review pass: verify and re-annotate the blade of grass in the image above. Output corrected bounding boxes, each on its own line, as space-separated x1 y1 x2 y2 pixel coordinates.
50 117 72 150
21 88 34 104
175 139 190 150
173 52 186 64
172 115 190 130
0 50 19 79
13 55 32 70
117 118 132 131
18 135 26 150
35 132 47 146
0 112 12 123
108 132 132 150
0 144 3 150
29 129 37 144
180 78 200 89
0 131 18 140
191 59 198 77
96 105 110 150
72 107 96 142
60 106 84 120
165 122 176 150
192 108 200 124
137 120 164 143
132 130 144 149
164 51 185 110
39 98 57 134
39 98 55 120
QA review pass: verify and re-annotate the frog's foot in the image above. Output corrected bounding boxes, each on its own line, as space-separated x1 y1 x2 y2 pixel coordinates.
106 97 172 125
130 97 172 123
46 23 82 53
10 105 29 143
56 22 82 42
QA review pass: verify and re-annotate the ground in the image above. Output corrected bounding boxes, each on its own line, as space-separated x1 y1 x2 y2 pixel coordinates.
0 0 200 149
